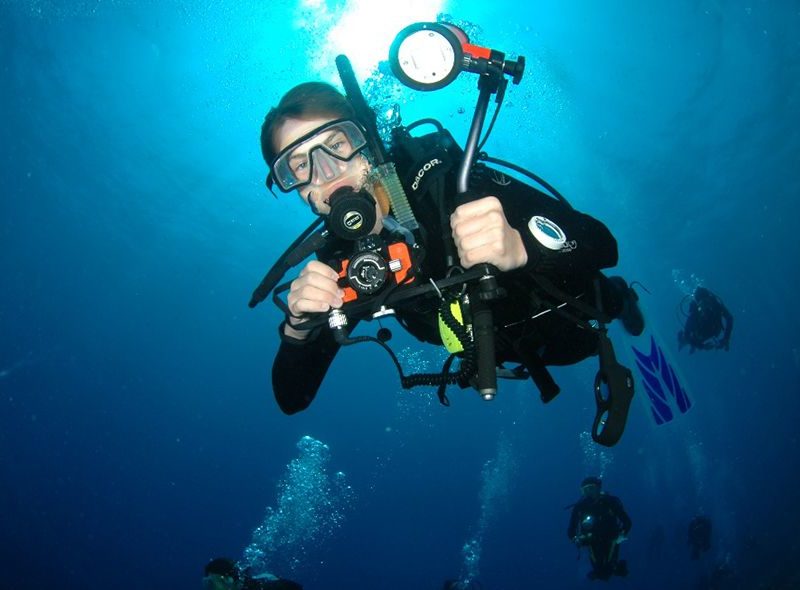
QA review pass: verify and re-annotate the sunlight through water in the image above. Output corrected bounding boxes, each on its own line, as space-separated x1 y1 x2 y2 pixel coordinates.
296 0 446 81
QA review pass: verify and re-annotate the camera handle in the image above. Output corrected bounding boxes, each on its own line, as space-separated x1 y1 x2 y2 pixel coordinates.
469 269 504 400
451 68 511 400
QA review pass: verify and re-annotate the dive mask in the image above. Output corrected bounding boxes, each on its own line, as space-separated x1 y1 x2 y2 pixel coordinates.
270 119 368 191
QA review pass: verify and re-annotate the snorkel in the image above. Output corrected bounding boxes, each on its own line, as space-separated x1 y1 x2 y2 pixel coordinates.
334 54 420 234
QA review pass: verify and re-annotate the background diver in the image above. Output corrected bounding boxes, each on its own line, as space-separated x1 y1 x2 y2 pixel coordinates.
567 476 632 581
678 286 733 353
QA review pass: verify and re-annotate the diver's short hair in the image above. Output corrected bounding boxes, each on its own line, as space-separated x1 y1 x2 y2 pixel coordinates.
204 557 238 579
260 82 356 166
694 286 712 300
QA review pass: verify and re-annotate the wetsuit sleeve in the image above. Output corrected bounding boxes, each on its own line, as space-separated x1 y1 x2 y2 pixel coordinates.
490 176 618 276
269 239 354 415
612 497 632 535
271 322 345 415
567 505 581 539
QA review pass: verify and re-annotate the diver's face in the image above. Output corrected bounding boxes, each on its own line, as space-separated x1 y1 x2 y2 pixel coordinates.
274 116 373 217
202 574 237 590
581 484 600 499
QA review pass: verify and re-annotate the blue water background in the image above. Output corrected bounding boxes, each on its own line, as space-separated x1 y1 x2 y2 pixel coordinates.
1 1 798 589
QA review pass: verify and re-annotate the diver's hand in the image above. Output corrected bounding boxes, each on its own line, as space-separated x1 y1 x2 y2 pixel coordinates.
284 260 344 340
450 196 528 271
615 534 628 544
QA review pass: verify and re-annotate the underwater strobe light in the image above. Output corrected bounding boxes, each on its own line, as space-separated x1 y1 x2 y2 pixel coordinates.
388 21 525 91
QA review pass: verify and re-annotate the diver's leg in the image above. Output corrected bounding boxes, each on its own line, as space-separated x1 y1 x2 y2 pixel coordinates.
610 544 628 576
589 541 615 580
602 275 645 336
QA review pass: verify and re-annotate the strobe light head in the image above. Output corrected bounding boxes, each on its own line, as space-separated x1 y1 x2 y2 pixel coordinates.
389 22 525 91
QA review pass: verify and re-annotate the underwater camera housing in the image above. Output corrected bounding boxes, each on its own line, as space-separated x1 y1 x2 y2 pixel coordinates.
336 234 415 303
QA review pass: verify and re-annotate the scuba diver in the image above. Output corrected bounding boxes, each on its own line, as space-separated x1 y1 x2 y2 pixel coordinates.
678 287 733 353
203 557 303 590
251 23 644 446
567 476 632 581
688 515 712 560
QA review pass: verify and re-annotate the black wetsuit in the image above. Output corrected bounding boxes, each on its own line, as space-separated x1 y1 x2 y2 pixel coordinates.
568 493 632 580
271 160 626 414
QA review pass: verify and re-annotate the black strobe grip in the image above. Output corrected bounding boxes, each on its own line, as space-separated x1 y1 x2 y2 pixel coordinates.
469 286 497 400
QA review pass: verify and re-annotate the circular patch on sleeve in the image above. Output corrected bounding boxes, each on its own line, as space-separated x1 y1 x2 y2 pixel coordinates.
528 216 567 250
